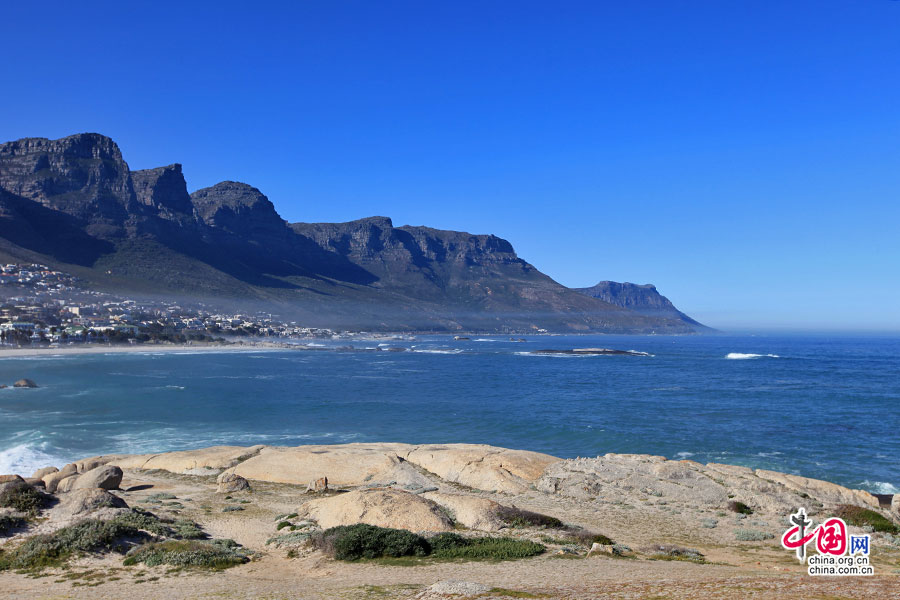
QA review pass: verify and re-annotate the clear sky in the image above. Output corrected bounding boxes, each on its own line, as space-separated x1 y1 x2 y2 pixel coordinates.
2 1 898 332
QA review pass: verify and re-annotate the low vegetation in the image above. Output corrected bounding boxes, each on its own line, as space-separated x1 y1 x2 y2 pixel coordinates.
496 506 563 529
312 524 546 562
0 482 48 516
834 505 900 534
0 509 208 571
645 544 705 563
123 539 249 569
734 529 775 541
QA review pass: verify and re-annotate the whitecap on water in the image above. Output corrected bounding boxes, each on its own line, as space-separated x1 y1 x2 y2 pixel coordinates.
725 353 780 360
861 480 900 495
0 443 66 477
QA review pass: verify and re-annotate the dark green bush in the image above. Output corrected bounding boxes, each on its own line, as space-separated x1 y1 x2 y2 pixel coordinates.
315 524 430 560
835 505 899 534
496 506 563 528
429 536 545 560
0 482 47 516
123 539 248 569
727 501 753 515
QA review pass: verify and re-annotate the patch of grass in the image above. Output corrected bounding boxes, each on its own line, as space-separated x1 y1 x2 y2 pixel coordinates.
0 482 48 516
734 529 775 541
171 518 205 539
496 506 563 529
429 533 545 561
727 501 753 515
146 492 177 500
276 521 293 530
834 505 899 534
315 524 430 560
123 539 249 570
222 506 244 512
274 512 298 521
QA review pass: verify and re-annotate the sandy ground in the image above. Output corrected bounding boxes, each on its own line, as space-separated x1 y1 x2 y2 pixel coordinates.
2 469 896 600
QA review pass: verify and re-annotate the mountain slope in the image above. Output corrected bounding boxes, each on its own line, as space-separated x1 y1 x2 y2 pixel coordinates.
0 133 704 333
575 281 709 330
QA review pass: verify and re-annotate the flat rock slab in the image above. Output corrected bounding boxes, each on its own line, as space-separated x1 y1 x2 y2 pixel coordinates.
299 488 454 532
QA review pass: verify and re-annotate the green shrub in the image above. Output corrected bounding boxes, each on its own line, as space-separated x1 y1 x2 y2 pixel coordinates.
429 536 545 560
315 524 430 560
496 506 563 529
734 529 774 541
266 531 312 548
222 506 244 513
727 501 753 515
123 539 248 570
276 521 293 530
171 519 205 539
834 505 899 534
0 483 47 516
0 517 142 570
564 530 614 547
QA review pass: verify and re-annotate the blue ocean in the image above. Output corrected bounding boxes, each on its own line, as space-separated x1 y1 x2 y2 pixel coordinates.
0 334 897 494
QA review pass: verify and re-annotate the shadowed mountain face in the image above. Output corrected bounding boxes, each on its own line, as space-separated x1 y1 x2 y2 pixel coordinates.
575 281 708 330
0 133 705 333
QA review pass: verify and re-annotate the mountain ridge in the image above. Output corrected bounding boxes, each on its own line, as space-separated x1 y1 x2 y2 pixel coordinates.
0 133 707 333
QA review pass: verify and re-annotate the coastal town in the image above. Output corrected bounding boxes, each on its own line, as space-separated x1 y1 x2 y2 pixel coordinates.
0 264 337 347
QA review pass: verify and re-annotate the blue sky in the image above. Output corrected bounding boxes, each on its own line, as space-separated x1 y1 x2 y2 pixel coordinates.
2 1 899 331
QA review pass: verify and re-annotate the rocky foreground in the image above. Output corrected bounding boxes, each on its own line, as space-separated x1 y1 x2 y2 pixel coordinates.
1 443 898 599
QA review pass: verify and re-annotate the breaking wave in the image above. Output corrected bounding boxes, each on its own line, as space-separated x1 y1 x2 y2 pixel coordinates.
861 480 900 495
726 353 780 360
0 443 65 477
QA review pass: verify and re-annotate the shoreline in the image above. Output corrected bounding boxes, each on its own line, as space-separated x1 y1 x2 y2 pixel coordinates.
0 341 299 358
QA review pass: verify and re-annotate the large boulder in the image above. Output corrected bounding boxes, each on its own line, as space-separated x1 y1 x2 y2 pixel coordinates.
404 444 560 493
299 488 454 532
44 465 78 493
72 465 123 491
31 466 58 479
13 379 37 388
216 472 250 493
58 488 128 517
892 494 899 518
57 475 81 493
0 474 24 484
422 492 506 531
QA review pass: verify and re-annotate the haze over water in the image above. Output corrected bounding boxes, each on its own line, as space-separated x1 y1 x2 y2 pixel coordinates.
0 334 897 494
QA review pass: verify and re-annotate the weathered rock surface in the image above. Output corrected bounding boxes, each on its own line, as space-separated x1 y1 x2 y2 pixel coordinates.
422 492 506 531
225 444 412 486
107 445 264 474
537 454 881 515
419 581 491 598
405 444 559 493
216 472 250 493
0 474 24 484
299 488 454 532
43 465 78 493
31 466 58 479
57 488 128 517
56 475 81 493
13 378 37 388
72 465 123 491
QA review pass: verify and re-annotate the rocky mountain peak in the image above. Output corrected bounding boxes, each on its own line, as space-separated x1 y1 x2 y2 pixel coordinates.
190 181 286 237
131 164 193 216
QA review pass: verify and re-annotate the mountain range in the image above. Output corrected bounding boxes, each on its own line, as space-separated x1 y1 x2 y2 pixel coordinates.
0 133 707 333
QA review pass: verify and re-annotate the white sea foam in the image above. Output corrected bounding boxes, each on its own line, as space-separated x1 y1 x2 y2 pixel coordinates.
861 480 900 494
725 352 780 360
0 443 65 477
627 350 654 357
473 338 499 342
675 451 695 459
412 349 463 355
